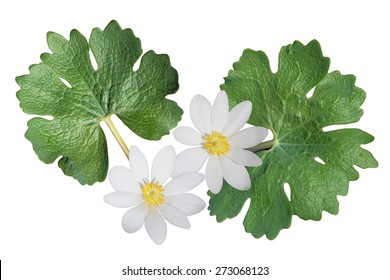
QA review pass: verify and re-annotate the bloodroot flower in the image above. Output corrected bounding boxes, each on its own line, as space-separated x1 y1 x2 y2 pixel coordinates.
104 145 205 244
173 91 268 194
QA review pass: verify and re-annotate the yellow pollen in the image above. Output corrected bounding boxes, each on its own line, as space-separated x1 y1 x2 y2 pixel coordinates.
201 131 230 155
142 181 164 206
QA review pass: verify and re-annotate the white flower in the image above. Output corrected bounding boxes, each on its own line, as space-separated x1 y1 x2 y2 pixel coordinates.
173 91 268 194
104 145 205 245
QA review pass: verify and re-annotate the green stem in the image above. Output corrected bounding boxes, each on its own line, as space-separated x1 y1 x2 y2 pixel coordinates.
248 139 274 153
102 115 129 159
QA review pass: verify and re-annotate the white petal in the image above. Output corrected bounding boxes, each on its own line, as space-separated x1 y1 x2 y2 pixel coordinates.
222 101 252 136
219 155 251 190
173 126 202 146
228 147 262 167
164 193 206 216
229 127 268 148
171 147 208 177
164 173 205 196
129 146 149 183
108 166 142 194
205 155 223 194
122 204 147 233
103 192 142 208
190 95 212 134
158 204 190 229
212 91 229 131
145 207 167 245
151 145 176 185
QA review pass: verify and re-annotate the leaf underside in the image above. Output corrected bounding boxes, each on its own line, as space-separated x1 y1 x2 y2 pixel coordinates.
209 40 378 239
16 20 183 185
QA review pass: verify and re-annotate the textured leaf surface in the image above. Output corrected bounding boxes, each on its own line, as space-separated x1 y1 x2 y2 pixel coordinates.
209 40 378 239
17 20 182 185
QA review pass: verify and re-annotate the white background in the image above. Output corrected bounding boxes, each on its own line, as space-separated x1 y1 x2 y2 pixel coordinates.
0 0 389 279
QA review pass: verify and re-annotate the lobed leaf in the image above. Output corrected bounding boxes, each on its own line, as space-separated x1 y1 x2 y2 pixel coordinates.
17 20 182 185
209 40 378 239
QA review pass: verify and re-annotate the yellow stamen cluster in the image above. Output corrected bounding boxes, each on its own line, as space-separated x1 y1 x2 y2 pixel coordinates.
202 131 230 156
142 181 164 206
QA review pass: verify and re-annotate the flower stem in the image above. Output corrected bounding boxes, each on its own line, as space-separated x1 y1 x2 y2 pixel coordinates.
102 115 129 159
248 140 274 153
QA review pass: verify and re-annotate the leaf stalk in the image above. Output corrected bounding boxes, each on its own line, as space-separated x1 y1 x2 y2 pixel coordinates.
248 139 274 153
102 115 129 159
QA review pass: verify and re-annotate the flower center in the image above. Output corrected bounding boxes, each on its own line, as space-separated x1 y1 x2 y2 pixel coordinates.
142 181 164 206
202 131 230 155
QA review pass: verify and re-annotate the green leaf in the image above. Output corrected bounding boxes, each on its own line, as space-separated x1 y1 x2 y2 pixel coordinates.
209 40 378 239
16 20 182 185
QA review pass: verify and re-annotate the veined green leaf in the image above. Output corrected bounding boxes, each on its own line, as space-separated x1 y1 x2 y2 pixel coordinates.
209 40 378 239
17 20 182 185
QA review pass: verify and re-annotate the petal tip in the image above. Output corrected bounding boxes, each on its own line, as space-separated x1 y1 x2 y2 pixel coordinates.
233 182 251 191
216 90 228 101
103 193 111 204
243 100 252 110
164 145 175 152
129 145 138 152
208 188 221 195
148 231 166 245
